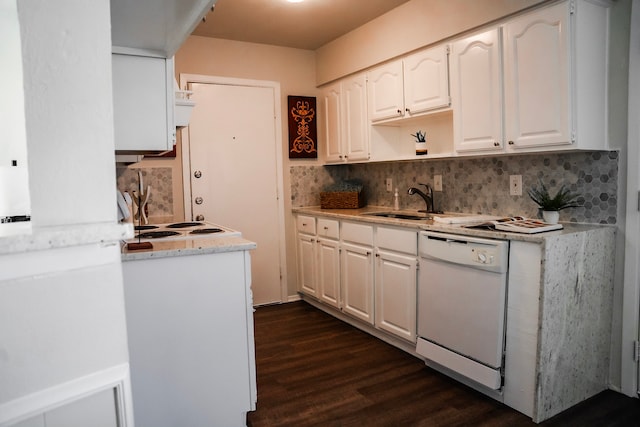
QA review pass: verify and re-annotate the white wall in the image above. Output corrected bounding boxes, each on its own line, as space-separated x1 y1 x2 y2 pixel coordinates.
1 0 130 422
20 0 118 227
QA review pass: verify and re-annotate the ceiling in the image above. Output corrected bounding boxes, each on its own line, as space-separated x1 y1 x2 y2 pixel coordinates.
192 0 412 50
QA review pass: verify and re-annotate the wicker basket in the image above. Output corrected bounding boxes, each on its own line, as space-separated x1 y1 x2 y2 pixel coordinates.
320 191 366 209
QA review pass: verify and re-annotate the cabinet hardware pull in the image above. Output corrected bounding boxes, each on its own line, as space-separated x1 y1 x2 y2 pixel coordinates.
194 170 202 178
494 142 499 147
397 109 402 114
324 226 329 230
508 140 515 145
195 196 203 205
366 251 372 256
405 108 410 113
195 214 204 221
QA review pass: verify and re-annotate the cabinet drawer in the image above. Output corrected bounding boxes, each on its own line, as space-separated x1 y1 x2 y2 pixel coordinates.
341 221 373 246
296 215 316 234
376 226 418 255
317 218 339 239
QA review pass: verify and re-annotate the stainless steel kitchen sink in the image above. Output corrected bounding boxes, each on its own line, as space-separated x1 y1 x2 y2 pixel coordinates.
362 212 433 220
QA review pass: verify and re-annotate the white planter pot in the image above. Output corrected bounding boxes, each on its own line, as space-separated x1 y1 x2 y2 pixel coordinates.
542 210 560 224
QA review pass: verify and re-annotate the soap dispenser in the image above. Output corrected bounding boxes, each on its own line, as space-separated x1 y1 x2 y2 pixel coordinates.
393 188 400 210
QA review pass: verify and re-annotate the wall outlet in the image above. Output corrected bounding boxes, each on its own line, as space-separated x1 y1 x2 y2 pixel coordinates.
510 175 522 196
433 175 443 192
386 178 392 192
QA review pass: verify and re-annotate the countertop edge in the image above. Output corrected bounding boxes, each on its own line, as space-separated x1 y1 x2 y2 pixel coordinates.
121 236 257 261
292 206 615 243
0 222 134 256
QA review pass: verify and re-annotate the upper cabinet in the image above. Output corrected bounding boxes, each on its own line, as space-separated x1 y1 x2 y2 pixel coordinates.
368 45 450 123
452 0 610 155
112 54 175 152
322 72 370 163
450 29 503 153
110 0 213 152
110 0 216 57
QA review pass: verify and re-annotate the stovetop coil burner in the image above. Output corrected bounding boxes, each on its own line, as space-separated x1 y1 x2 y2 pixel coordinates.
189 228 224 235
136 231 182 239
135 225 159 231
166 222 204 228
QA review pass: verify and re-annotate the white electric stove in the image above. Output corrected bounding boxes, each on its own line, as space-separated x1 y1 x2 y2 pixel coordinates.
127 221 241 243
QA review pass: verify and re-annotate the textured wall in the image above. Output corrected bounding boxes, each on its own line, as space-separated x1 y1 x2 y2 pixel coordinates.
116 167 174 221
290 151 619 224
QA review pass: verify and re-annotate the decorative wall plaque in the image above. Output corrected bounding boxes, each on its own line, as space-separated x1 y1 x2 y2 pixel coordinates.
287 96 317 159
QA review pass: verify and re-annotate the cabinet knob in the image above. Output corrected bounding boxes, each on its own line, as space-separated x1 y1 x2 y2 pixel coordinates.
397 109 402 115
494 142 499 147
508 140 515 145
195 196 203 205
375 253 380 258
366 251 372 256
194 170 202 178
195 214 205 221
339 155 343 159
405 108 410 113
324 226 329 230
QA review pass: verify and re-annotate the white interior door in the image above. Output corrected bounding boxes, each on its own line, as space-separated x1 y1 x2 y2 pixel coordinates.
186 81 283 305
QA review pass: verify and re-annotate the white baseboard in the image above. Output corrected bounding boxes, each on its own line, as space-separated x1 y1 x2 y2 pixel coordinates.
0 363 134 427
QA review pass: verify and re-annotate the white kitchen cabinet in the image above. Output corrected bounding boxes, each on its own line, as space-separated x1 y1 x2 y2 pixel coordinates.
341 221 375 324
296 215 318 297
368 45 450 123
450 28 504 153
374 226 418 342
322 73 369 163
452 0 610 155
502 1 572 149
112 53 175 152
317 218 341 308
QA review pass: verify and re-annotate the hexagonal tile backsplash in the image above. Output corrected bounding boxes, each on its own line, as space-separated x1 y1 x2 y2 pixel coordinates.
290 151 619 224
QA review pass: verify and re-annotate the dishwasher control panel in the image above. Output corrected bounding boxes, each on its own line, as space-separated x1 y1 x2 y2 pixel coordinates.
419 231 509 273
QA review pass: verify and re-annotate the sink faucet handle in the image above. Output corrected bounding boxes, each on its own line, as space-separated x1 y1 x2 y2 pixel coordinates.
418 182 432 194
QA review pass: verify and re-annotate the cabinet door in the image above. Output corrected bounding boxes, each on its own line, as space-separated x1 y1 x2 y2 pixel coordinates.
322 82 343 163
367 60 404 122
317 238 341 308
342 73 370 161
112 54 175 151
404 45 450 115
375 250 417 342
341 242 374 324
450 28 504 153
503 2 571 149
297 233 317 297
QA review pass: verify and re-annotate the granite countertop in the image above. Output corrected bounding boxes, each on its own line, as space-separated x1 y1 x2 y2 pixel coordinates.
292 206 612 242
0 221 133 256
121 235 257 261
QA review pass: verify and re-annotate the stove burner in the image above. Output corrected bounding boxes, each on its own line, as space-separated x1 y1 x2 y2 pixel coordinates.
136 231 181 239
189 228 224 235
166 222 204 228
135 225 159 231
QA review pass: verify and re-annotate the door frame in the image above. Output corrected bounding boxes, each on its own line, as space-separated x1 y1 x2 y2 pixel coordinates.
623 0 640 397
179 74 287 304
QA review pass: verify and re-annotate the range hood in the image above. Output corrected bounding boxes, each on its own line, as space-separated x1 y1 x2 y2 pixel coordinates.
175 78 195 128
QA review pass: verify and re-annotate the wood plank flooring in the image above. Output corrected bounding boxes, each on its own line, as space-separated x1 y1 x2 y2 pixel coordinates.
246 301 640 427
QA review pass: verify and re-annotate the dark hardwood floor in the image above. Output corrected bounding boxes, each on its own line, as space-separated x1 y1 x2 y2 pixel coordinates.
246 301 639 427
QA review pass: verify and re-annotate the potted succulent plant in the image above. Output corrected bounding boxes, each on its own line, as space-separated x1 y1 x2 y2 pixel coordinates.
412 130 427 155
527 180 581 224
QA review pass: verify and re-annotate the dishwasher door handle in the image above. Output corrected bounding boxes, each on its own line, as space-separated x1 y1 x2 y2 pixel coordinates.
424 234 468 245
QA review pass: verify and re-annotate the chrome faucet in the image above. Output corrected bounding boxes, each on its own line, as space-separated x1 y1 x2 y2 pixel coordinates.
408 183 434 213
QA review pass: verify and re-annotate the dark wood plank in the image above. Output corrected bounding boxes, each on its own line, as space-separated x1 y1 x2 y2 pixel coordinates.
247 301 639 426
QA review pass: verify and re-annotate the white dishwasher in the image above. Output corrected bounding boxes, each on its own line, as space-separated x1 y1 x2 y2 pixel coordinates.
416 231 509 390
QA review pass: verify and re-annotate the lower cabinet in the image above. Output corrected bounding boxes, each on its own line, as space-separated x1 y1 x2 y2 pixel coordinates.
375 249 417 342
295 215 417 342
341 241 375 324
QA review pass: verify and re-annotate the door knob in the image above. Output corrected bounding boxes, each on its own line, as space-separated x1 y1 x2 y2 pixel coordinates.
194 170 202 178
195 214 205 221
195 196 203 205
